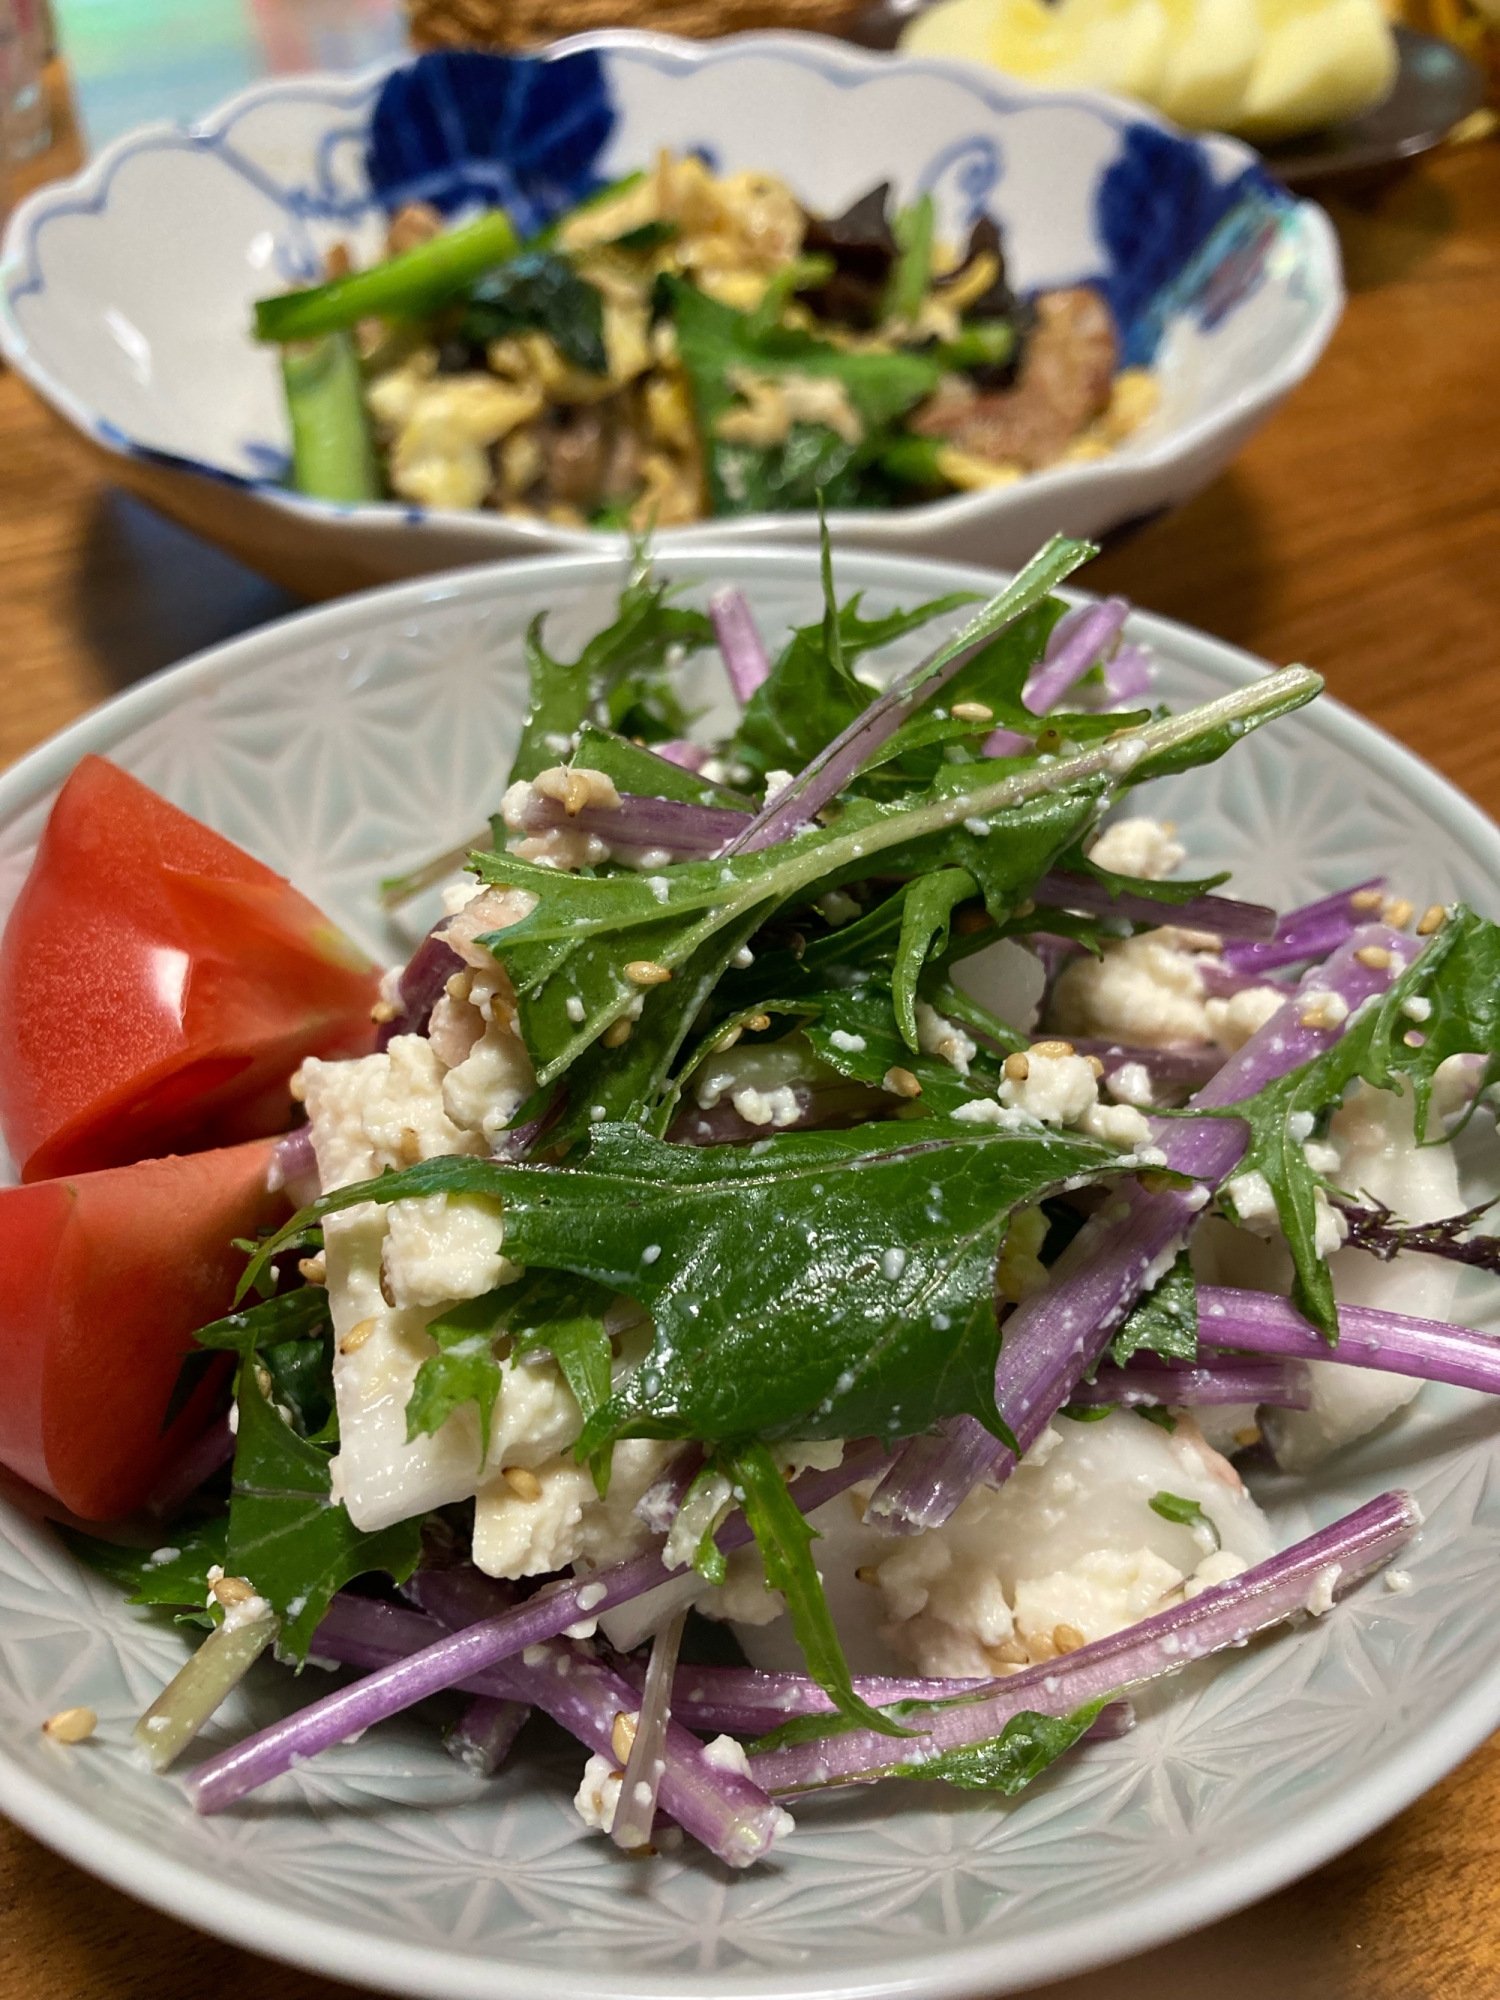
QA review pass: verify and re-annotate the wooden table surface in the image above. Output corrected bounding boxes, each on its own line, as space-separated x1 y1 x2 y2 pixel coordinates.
3 60 1500 2000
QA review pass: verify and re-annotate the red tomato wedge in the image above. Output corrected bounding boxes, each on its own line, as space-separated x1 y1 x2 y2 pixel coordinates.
0 1139 284 1520
0 755 381 1183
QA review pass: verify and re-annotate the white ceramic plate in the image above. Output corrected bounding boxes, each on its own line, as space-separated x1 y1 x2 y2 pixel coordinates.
0 34 1341 594
3 546 1499 2000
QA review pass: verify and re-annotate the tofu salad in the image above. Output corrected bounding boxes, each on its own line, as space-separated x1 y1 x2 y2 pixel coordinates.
28 533 1500 1865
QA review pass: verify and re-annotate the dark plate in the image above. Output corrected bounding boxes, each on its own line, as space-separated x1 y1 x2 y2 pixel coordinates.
1262 26 1485 188
837 12 1484 192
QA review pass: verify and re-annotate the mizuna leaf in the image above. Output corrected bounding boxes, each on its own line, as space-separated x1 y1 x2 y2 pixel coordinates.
1109 1249 1198 1366
729 1440 908 1736
893 868 977 1050
239 1118 1130 1454
225 1356 422 1660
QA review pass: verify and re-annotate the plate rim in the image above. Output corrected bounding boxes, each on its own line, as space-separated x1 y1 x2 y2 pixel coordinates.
3 541 1499 1999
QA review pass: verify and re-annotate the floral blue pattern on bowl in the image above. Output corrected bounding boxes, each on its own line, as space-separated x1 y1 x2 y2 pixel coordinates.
0 32 1343 582
367 49 616 230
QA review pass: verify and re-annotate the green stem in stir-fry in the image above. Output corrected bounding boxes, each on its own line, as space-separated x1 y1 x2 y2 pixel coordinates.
281 333 381 503
254 207 520 342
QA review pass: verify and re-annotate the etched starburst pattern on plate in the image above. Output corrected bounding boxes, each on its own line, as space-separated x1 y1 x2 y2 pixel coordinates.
2 549 1499 1999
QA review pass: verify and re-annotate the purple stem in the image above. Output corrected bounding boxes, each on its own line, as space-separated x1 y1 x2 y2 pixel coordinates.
1033 869 1276 943
981 727 1033 757
1066 1355 1312 1409
144 1415 236 1521
634 1447 705 1533
868 924 1424 1532
655 739 711 773
309 1592 787 1867
184 1442 889 1816
445 1695 529 1777
377 928 465 1049
1200 1286 1500 1395
1221 880 1387 978
726 538 1091 855
268 1125 320 1205
1021 597 1130 716
1067 1038 1225 1102
516 788 747 858
710 587 773 704
751 1489 1419 1794
662 1666 991 1735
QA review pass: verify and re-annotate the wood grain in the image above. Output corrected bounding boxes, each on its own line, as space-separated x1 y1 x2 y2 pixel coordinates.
2 65 1500 2000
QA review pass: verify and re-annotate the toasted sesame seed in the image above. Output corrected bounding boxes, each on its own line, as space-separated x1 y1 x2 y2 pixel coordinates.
503 1467 543 1501
1233 1425 1262 1447
855 1565 880 1586
625 960 672 986
745 1012 771 1033
950 700 994 724
848 1489 868 1522
1354 944 1392 969
562 770 593 816
1383 897 1414 929
398 1124 422 1163
1085 1055 1105 1078
445 971 471 1000
1137 1170 1177 1193
986 1637 1030 1667
1029 1039 1076 1059
1014 898 1036 919
883 1066 922 1098
1052 1623 1086 1655
1027 1631 1058 1663
1003 1052 1031 1081
602 1018 633 1047
298 1253 327 1286
1350 888 1385 911
1417 903 1446 936
288 1071 307 1103
212 1576 256 1607
42 1707 96 1744
611 1710 639 1763
370 999 398 1024
340 1317 378 1355
953 907 993 935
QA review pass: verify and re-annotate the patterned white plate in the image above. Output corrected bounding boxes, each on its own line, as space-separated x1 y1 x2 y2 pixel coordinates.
3 546 1500 2000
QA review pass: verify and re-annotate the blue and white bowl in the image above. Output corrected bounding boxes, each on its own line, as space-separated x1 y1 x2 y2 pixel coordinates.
0 35 1342 593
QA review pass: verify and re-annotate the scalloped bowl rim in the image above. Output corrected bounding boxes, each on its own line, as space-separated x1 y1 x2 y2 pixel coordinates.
1 542 1498 1999
0 31 1344 555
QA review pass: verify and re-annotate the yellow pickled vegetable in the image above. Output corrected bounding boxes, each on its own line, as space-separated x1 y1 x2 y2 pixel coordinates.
902 0 1399 140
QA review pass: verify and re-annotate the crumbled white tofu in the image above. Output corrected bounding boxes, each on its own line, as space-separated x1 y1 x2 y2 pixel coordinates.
441 1014 537 1144
1182 1550 1248 1599
914 1000 976 1077
1051 934 1212 1047
1078 1099 1154 1148
763 769 796 804
950 1098 1006 1126
1223 1168 1278 1230
1265 1081 1465 1472
574 1752 622 1832
1108 1060 1157 1107
1204 985 1286 1054
301 1035 484 1193
701 1734 753 1777
472 1437 680 1579
828 1028 867 1054
1087 816 1186 880
381 1192 516 1308
870 1409 1273 1678
998 1050 1099 1127
731 1084 802 1128
1012 1548 1184 1650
